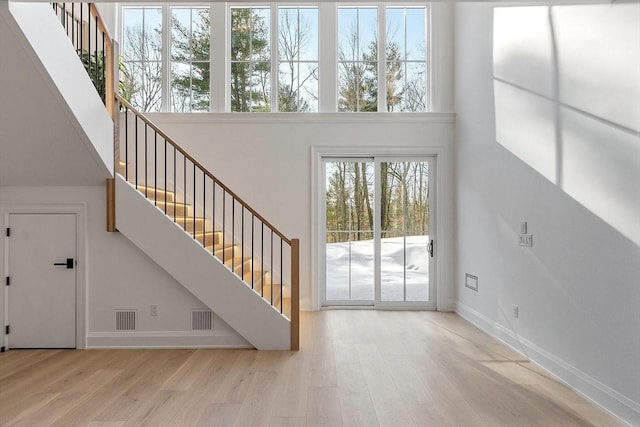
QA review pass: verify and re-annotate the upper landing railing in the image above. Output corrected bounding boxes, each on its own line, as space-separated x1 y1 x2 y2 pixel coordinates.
52 2 115 118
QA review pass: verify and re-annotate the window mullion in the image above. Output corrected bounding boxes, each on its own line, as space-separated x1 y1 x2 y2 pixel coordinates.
211 2 226 112
271 5 278 112
319 3 336 112
378 4 386 113
162 5 171 112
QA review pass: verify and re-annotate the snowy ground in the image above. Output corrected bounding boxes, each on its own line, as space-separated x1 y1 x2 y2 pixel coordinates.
326 235 430 302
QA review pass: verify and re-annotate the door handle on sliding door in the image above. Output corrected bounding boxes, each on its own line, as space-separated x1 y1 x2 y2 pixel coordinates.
53 258 74 269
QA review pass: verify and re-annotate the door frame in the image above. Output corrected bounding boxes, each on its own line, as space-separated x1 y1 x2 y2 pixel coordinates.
312 146 449 312
1 203 87 350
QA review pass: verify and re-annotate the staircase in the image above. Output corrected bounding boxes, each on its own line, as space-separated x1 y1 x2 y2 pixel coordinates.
120 162 292 319
50 2 299 350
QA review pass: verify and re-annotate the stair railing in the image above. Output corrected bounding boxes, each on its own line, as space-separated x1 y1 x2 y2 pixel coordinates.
116 94 300 349
52 3 115 118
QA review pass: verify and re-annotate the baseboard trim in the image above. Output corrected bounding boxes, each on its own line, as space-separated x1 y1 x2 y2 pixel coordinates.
87 331 252 349
455 302 639 427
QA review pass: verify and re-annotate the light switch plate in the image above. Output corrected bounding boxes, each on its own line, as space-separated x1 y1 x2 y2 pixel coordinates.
519 234 533 247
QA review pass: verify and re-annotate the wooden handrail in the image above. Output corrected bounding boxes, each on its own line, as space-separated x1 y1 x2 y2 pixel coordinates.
114 93 292 245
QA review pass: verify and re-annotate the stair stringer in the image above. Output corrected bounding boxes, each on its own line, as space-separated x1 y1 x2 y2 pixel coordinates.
115 175 290 350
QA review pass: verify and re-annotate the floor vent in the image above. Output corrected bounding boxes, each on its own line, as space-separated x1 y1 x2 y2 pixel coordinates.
115 310 137 331
192 310 213 330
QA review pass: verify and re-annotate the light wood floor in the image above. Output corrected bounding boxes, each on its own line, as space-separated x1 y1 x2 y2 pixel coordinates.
0 311 625 427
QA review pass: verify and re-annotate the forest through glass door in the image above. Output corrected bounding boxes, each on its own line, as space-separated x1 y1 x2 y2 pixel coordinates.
323 158 433 307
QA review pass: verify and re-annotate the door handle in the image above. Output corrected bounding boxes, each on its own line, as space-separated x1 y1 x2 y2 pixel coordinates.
428 240 434 258
53 258 74 269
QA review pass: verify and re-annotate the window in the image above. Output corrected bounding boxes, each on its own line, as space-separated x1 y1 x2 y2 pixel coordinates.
121 7 163 112
119 3 431 113
386 7 428 112
230 7 271 112
278 7 319 112
337 7 378 112
170 7 211 112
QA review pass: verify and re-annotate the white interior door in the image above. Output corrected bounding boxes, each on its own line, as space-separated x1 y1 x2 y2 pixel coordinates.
7 213 77 348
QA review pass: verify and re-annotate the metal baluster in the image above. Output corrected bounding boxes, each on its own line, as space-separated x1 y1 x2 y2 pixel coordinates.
124 107 128 180
164 138 167 214
271 231 274 305
222 189 226 264
71 4 75 47
94 15 98 92
251 214 254 289
203 173 206 244
212 182 216 252
261 223 264 297
144 123 148 197
193 163 196 240
154 132 157 205
135 115 138 187
280 238 283 313
173 146 177 220
232 199 235 272
241 206 245 280
101 31 105 101
183 156 186 228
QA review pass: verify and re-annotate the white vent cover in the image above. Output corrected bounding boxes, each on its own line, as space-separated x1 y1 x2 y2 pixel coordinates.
115 310 137 331
192 310 213 330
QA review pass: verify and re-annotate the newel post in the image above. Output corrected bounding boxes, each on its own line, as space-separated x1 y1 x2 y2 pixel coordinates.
290 238 300 351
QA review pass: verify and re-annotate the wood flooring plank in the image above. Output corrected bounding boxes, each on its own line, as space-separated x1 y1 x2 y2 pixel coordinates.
0 392 59 427
195 403 242 427
209 349 259 404
20 369 123 427
335 362 379 427
355 343 415 427
269 416 307 427
91 350 193 422
306 386 343 427
232 371 280 427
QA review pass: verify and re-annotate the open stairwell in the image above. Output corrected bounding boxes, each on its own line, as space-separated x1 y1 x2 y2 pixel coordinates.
18 2 300 350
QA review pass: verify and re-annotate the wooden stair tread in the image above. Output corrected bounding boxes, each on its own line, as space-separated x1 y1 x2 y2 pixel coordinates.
154 200 190 216
135 185 175 202
172 217 207 232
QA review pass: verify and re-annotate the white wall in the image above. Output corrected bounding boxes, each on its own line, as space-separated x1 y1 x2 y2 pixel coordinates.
146 114 456 311
454 2 640 425
0 186 248 349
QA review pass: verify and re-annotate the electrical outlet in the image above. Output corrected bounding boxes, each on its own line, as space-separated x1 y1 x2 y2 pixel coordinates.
518 234 533 247
512 305 519 319
150 304 158 316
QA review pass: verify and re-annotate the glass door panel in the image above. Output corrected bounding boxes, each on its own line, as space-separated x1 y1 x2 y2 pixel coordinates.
379 161 430 303
324 160 375 303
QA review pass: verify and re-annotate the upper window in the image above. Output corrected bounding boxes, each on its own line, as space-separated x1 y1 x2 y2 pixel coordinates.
170 7 211 112
278 7 319 112
386 7 428 112
337 7 378 112
121 7 163 112
230 7 271 112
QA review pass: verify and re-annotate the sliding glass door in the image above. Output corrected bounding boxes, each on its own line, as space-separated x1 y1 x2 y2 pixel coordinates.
322 157 435 308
